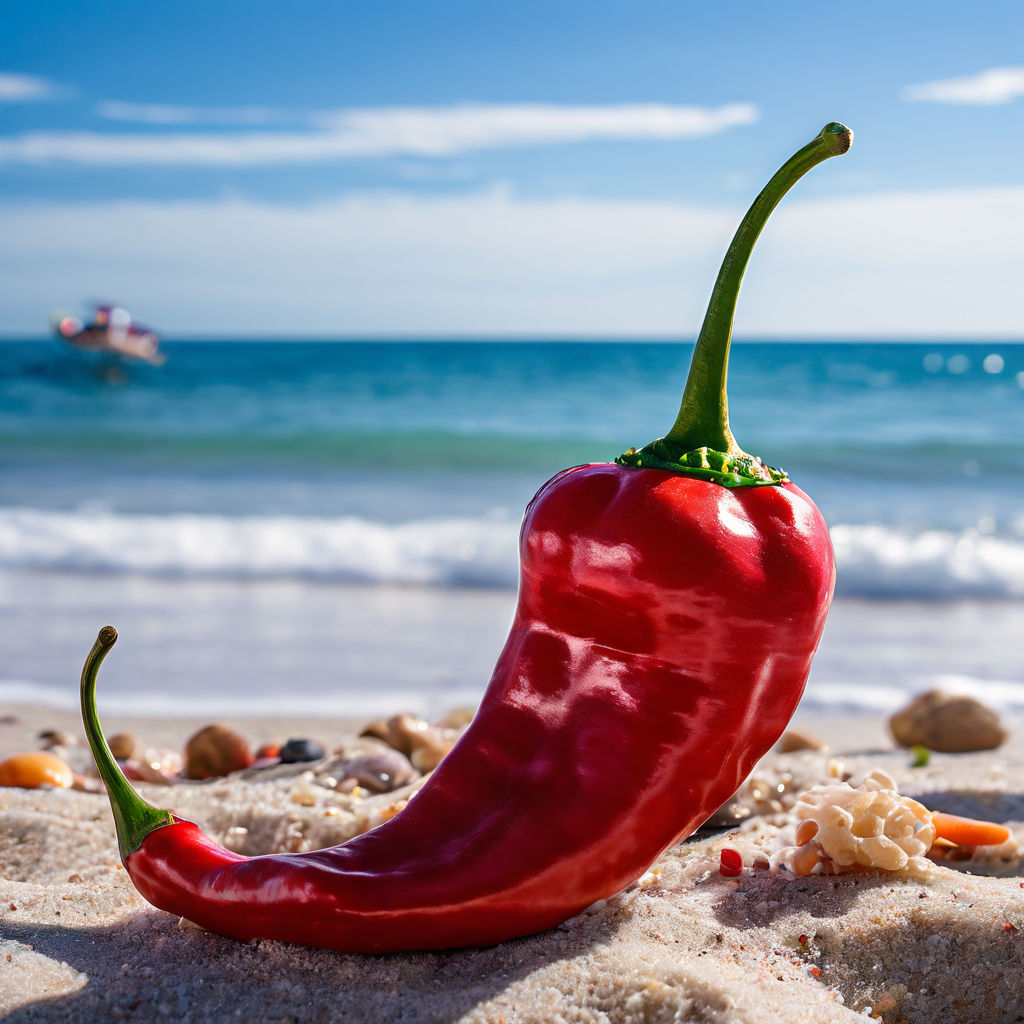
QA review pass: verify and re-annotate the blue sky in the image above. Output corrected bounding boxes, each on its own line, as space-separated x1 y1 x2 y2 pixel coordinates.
2 1 1023 337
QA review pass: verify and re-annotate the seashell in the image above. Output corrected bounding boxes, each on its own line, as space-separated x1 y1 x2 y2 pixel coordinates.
360 712 456 774
319 739 418 794
409 736 456 774
0 751 74 789
342 751 417 794
183 724 254 780
889 690 1006 753
358 718 393 746
360 712 427 757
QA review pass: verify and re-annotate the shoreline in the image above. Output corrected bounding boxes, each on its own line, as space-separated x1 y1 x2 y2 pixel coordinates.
0 706 908 759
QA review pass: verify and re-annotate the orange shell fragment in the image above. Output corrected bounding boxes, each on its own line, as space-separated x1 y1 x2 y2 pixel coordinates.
0 751 75 789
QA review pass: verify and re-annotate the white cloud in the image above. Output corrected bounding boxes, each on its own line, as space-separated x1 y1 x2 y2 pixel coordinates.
96 100 286 125
0 102 758 166
0 187 733 335
736 186 1024 336
903 66 1024 105
310 103 759 153
2 184 1021 337
0 72 55 103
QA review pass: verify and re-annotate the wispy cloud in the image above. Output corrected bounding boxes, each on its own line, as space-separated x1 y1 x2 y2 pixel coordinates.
310 103 759 153
0 71 56 103
0 186 735 335
2 184 1021 337
96 100 291 125
0 102 758 167
903 66 1024 105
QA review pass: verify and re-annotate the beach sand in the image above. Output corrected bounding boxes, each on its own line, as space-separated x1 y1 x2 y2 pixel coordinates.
2 708 1023 1023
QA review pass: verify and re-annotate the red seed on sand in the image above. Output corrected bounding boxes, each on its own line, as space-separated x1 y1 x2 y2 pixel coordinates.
720 848 743 877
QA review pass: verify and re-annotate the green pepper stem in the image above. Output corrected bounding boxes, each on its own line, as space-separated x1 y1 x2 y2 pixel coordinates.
80 626 175 859
665 122 852 455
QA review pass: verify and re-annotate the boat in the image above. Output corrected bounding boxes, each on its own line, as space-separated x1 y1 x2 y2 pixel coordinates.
51 305 166 366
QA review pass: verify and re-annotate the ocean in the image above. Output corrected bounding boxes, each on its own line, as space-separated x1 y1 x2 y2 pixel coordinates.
2 338 1023 719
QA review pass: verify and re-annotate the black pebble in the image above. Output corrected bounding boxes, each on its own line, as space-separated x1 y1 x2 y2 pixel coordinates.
279 738 326 763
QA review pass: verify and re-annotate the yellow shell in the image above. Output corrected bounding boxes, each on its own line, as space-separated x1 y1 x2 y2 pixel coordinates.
0 751 74 789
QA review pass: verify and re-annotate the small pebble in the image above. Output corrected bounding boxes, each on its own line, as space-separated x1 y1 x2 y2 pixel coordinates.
777 728 827 753
183 724 254 780
108 732 145 761
0 751 74 789
37 729 76 750
889 690 1006 752
279 738 325 764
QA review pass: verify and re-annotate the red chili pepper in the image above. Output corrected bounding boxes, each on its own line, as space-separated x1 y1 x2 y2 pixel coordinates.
80 123 848 954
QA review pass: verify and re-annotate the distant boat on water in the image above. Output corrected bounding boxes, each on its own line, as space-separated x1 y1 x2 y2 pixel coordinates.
51 304 166 366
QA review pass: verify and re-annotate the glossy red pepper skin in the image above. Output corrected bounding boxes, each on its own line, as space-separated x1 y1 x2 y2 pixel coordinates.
121 462 833 953
84 123 851 955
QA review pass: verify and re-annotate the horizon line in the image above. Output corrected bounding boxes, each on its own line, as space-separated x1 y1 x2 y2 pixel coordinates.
5 333 1024 345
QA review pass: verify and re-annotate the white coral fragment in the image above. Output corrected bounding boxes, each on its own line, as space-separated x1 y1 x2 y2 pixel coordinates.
775 770 936 876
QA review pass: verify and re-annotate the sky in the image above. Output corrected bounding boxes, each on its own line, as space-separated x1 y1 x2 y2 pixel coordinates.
1 1 1023 338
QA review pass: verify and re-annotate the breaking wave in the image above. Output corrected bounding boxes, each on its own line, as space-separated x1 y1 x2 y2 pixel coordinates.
3 507 1024 599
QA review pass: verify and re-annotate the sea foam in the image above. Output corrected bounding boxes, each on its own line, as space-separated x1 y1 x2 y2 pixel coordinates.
2 507 1023 599
0 507 519 588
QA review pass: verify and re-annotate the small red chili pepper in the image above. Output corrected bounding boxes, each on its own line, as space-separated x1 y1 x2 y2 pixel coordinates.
81 123 848 954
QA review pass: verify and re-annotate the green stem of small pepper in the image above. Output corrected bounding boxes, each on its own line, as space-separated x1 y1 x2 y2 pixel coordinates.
80 626 175 859
617 122 852 486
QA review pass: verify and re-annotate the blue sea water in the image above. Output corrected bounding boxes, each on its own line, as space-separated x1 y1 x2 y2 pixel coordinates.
2 338 1023 717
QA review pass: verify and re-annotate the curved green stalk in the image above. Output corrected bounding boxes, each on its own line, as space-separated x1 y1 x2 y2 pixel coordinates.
617 122 852 486
80 626 175 858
